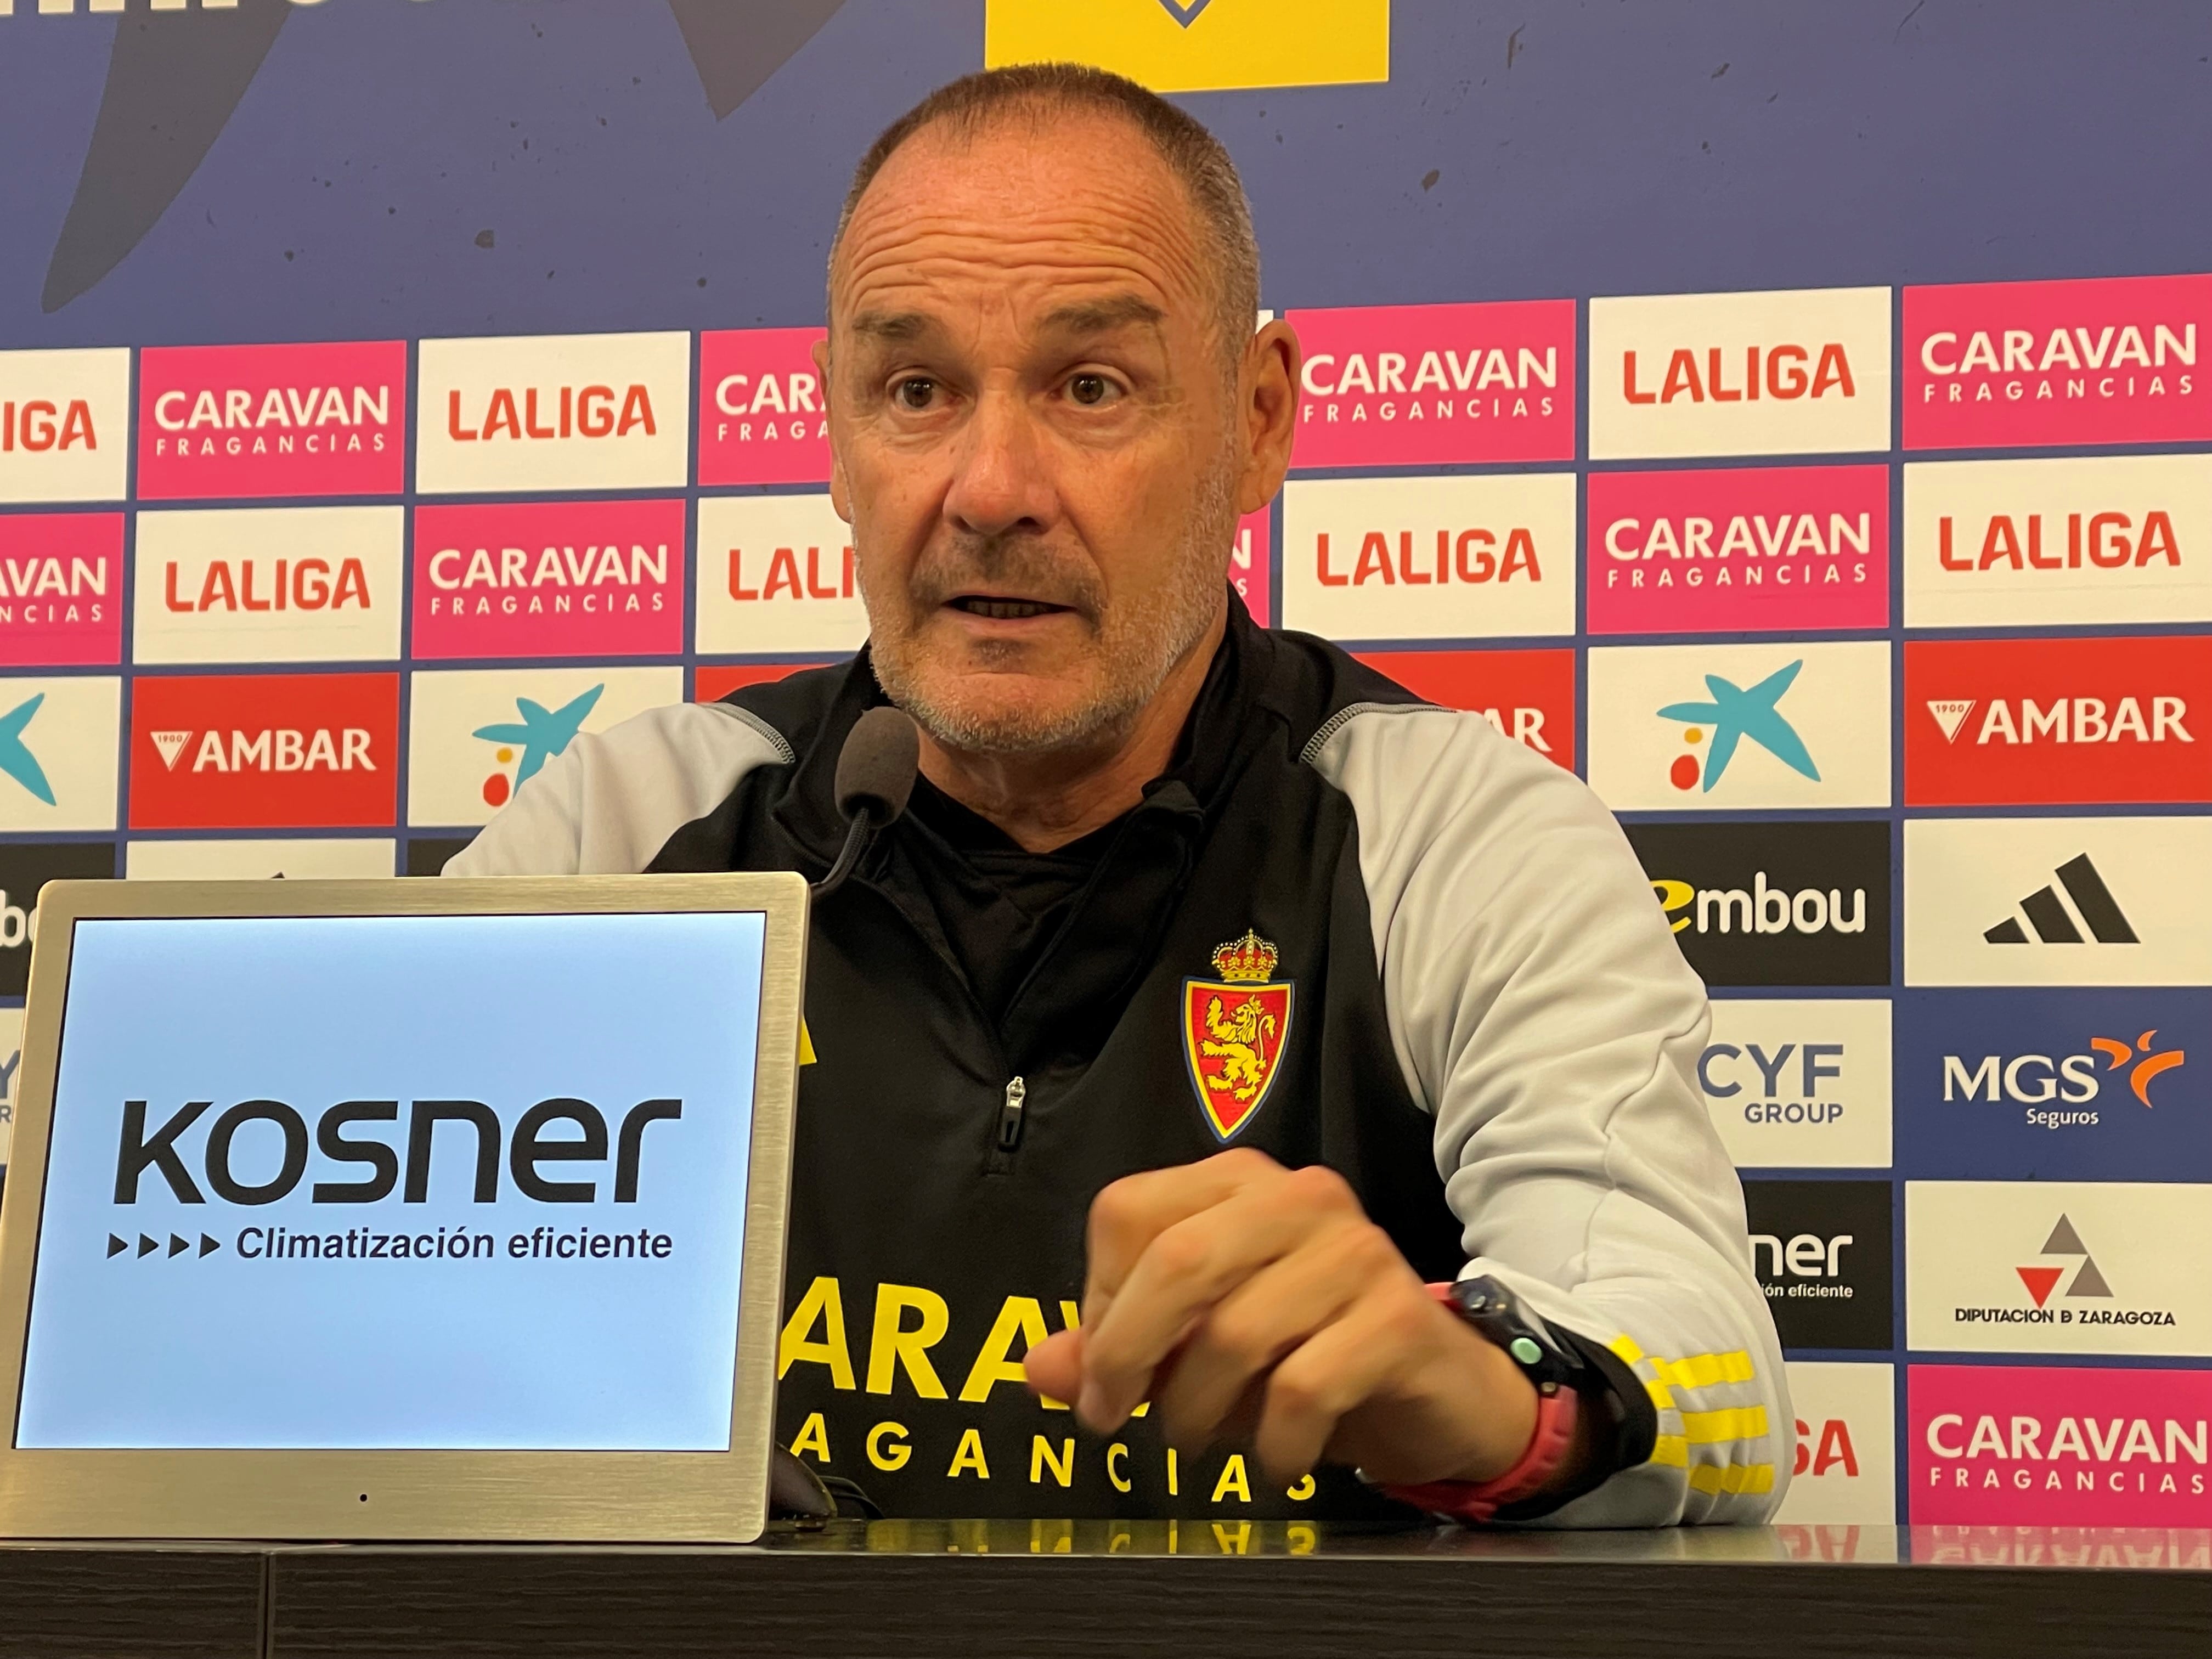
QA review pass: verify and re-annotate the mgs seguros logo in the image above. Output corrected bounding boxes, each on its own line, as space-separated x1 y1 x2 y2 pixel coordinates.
697 328 829 486
1906 1182 2212 1358
0 512 121 667
1626 819 1891 988
1902 453 2212 629
136 341 406 501
1588 286 1892 460
128 672 398 831
1278 472 1576 643
413 499 685 661
1898 989 2207 1182
415 331 690 495
1741 1179 1893 1351
1585 640 1891 812
1904 273 2212 451
1284 300 1576 469
0 346 129 505
1586 464 1888 636
1905 635 2212 806
131 506 402 666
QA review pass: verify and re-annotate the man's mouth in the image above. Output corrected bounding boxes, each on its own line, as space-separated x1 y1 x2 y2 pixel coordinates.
947 595 1070 620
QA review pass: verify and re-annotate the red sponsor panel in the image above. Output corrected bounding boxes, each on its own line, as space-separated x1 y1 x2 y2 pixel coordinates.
129 672 399 829
138 341 406 499
1905 635 2212 806
1588 464 1889 635
698 328 829 485
693 662 820 702
1909 1364 2212 1526
412 499 685 660
1904 274 2212 451
0 512 121 665
1352 647 1576 770
1231 507 1271 627
1285 301 1576 469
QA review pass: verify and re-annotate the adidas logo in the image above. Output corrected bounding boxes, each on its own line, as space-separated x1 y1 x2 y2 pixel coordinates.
1983 853 2138 945
149 730 193 771
2016 1214 2114 1308
1926 699 1976 743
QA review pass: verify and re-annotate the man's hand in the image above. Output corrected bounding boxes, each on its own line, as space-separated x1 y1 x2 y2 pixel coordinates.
1023 1147 1552 1488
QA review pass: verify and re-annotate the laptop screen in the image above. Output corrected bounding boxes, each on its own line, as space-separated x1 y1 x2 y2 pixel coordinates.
14 909 768 1453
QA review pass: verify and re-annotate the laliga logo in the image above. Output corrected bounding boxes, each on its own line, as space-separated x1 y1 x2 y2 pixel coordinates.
112 1096 682 1206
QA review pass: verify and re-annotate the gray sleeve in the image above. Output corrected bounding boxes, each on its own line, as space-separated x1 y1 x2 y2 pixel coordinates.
442 701 792 877
1309 704 1791 1526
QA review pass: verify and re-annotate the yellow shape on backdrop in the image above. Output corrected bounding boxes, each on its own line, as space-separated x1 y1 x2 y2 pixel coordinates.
984 0 1389 94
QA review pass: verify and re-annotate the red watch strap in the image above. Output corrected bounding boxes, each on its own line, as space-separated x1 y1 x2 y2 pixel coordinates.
1377 1280 1581 1523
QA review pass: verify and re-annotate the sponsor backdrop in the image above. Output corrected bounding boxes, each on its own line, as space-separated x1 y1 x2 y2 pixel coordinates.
3 0 2211 1529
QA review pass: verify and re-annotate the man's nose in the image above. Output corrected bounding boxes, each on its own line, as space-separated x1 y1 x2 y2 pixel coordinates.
943 385 1057 539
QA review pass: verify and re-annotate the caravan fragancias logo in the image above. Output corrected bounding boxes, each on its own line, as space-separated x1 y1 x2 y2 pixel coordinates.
1657 659 1818 793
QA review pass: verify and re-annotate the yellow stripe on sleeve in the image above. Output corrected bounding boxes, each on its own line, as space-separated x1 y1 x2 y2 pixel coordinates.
1682 1406 1769 1445
1608 1335 1646 1367
1686 1462 1775 1497
1650 1435 1689 1468
1656 1350 1757 1390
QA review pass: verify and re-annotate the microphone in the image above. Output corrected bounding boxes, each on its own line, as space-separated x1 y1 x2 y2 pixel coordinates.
812 706 919 900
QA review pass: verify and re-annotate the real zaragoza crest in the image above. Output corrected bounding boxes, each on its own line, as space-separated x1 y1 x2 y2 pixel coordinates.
1182 929 1294 1142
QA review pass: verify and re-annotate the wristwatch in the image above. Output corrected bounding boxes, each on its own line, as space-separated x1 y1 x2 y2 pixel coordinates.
1373 1276 1585 1523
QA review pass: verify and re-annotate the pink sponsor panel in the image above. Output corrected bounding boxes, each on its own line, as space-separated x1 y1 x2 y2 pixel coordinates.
1904 274 2212 450
1909 1364 2212 1526
1231 507 1271 626
698 327 830 485
1587 463 1889 634
138 341 407 500
1285 300 1576 469
0 511 122 665
411 498 686 659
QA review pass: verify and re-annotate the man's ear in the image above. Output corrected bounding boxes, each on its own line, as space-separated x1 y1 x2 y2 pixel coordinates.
1235 318 1301 518
812 333 854 522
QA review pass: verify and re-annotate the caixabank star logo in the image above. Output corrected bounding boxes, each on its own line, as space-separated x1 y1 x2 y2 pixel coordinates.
1183 930 1293 1142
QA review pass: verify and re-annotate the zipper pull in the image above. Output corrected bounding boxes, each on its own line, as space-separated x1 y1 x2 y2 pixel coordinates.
997 1075 1028 1152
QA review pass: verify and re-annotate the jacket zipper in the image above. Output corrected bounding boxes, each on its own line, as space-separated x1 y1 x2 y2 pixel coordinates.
996 1075 1028 1153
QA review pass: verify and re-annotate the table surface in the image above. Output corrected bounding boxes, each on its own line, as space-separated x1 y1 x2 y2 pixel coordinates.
0 1523 2205 1659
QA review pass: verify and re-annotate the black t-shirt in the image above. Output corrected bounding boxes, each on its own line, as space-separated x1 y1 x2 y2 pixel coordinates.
896 776 1126 1026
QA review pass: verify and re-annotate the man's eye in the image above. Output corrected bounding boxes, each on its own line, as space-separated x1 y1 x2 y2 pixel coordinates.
893 377 936 410
1066 373 1119 407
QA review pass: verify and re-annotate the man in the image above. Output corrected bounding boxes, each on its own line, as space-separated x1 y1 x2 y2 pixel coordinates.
450 64 1786 1526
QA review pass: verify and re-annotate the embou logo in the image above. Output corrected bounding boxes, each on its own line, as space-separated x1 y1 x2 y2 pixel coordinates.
112 1097 684 1206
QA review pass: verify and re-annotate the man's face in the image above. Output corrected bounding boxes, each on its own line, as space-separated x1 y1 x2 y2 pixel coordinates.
822 112 1243 754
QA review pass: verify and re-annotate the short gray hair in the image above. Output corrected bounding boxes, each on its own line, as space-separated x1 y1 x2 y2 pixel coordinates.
830 63 1260 360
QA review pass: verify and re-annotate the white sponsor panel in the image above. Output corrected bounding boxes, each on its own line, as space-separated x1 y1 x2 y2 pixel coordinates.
1587 640 1891 810
0 674 119 832
406 665 682 828
1906 1181 2212 1357
415 332 690 494
1702 999 1893 1169
694 493 868 654
1905 816 2212 986
1775 1362 1896 1525
1588 287 1893 460
132 506 404 664
0 347 129 503
1902 453 2212 628
124 838 398 879
1279 472 1576 641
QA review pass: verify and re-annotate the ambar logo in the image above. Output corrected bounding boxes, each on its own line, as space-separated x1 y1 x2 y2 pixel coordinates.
1587 464 1888 636
413 499 685 660
1903 455 2212 628
137 341 405 500
1906 636 2212 806
1284 301 1576 469
1352 648 1576 770
129 673 398 830
1904 273 2212 450
0 347 129 504
698 328 829 485
1588 287 1892 460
